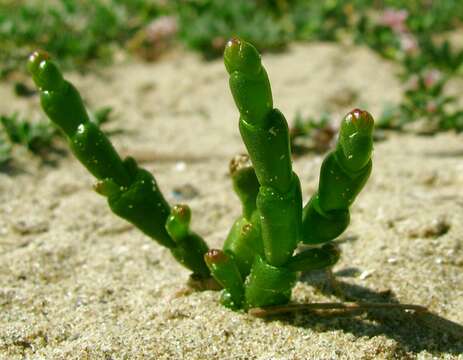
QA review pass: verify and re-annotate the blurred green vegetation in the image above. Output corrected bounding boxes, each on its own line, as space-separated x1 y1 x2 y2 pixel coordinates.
176 0 289 58
1 0 463 133
2 0 462 71
0 106 113 166
0 0 169 76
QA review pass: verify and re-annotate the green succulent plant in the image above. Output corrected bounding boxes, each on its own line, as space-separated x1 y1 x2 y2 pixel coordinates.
28 39 375 311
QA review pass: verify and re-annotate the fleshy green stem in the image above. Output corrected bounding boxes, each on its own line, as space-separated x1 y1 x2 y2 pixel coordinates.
166 205 210 277
224 38 273 129
223 154 263 277
28 51 210 277
286 243 340 272
224 38 301 269
229 154 259 220
204 249 244 309
244 256 296 308
302 108 374 244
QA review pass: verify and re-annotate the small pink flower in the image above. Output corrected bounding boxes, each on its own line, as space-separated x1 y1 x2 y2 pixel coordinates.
145 16 178 42
400 34 418 55
380 9 409 33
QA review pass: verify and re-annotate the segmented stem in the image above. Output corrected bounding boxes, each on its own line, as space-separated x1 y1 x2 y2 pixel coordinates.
28 51 210 277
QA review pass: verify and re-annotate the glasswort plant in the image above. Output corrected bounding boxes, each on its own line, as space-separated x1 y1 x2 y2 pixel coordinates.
28 39 425 314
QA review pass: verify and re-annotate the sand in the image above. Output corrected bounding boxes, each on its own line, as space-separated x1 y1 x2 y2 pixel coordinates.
0 42 462 359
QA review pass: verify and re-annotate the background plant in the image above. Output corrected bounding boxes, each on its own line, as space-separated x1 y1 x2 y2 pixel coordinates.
2 0 463 137
377 70 463 132
0 107 113 166
0 0 169 77
175 0 290 58
289 112 337 155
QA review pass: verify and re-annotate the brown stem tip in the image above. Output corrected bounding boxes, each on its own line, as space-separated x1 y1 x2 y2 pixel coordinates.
29 50 50 63
226 37 241 49
240 223 253 236
349 108 373 123
27 50 50 75
345 108 374 132
172 204 191 222
229 153 252 175
204 249 229 265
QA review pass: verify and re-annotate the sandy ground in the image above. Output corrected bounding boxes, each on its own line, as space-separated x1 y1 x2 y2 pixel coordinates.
0 42 462 359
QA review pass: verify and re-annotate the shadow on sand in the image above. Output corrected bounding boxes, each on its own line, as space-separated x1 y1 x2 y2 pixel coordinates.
256 268 463 356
